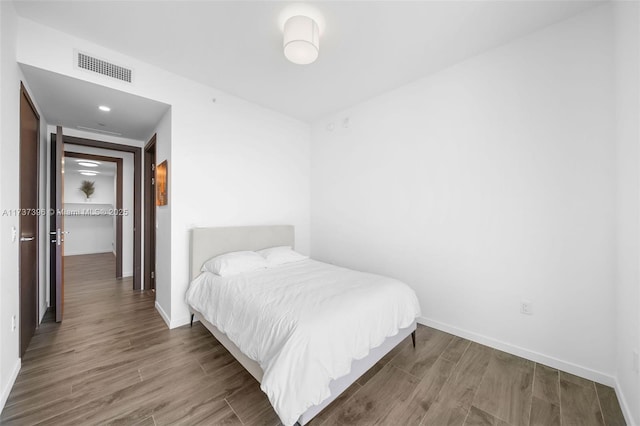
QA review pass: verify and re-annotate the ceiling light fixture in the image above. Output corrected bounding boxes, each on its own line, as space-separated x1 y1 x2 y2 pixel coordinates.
283 15 319 65
79 170 99 176
98 105 111 112
77 160 99 167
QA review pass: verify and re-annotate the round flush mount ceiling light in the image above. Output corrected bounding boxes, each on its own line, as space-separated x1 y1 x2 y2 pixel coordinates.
77 161 99 168
98 105 111 112
80 171 98 176
283 15 320 65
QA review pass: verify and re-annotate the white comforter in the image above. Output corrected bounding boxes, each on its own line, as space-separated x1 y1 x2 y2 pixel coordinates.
185 259 421 426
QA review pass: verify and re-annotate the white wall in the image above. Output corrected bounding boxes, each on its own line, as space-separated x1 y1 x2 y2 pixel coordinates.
63 214 114 256
613 2 640 424
63 171 115 256
151 109 172 325
169 98 310 327
15 17 311 330
64 171 115 204
311 6 616 384
0 1 22 412
0 0 49 412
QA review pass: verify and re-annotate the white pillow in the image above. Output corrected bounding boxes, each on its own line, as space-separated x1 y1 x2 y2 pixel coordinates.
201 251 268 276
257 246 308 266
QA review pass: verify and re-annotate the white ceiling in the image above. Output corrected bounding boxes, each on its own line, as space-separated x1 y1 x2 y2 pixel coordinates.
21 64 170 140
14 1 602 122
64 156 117 177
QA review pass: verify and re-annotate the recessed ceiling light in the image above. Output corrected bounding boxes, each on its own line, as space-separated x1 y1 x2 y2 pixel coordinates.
77 161 99 167
98 105 111 112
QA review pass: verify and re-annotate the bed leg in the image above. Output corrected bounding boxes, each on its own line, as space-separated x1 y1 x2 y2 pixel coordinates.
411 330 416 348
190 313 194 328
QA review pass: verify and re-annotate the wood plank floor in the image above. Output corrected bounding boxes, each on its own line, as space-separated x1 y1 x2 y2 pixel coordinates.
0 253 627 426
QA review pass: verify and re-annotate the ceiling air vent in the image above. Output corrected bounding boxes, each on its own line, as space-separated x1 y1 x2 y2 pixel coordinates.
77 52 132 83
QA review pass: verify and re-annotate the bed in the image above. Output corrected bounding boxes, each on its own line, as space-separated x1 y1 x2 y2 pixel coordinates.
186 225 420 425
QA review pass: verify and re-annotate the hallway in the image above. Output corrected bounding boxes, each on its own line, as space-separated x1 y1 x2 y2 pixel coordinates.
0 253 260 424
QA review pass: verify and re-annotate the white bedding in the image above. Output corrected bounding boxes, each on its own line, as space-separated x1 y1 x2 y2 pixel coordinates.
185 259 421 426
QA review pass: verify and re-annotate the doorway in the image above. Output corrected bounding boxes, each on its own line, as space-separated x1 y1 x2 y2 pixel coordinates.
53 133 142 286
63 151 124 278
50 131 143 323
144 135 156 291
19 83 40 357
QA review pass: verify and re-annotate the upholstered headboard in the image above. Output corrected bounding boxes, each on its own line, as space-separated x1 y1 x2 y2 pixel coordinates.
190 225 295 280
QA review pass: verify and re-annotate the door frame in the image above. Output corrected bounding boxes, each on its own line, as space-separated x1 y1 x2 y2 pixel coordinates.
50 126 64 322
19 82 40 355
51 133 143 290
144 135 156 291
63 151 124 278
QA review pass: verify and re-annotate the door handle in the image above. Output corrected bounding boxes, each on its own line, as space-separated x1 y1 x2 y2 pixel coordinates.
20 236 35 242
50 229 64 245
50 230 67 243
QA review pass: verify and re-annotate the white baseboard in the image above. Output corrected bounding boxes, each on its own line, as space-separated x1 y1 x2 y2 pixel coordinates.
0 358 21 414
63 250 113 257
170 314 198 329
154 302 198 329
417 316 616 387
614 378 637 426
154 301 171 328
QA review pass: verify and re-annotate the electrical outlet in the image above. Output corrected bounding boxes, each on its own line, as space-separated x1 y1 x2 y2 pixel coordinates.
633 351 639 374
520 301 533 315
11 315 16 331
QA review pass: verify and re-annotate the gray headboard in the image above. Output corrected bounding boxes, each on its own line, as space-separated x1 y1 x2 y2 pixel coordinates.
190 225 295 279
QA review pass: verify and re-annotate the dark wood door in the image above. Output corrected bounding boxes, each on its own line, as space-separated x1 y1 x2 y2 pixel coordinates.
144 136 156 290
50 126 65 322
19 83 40 357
